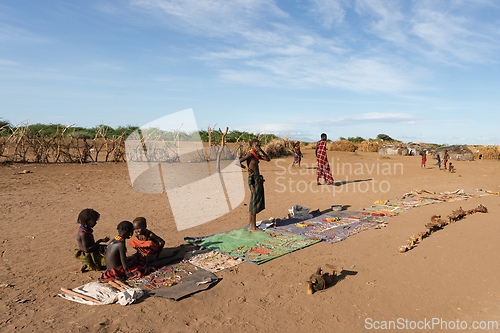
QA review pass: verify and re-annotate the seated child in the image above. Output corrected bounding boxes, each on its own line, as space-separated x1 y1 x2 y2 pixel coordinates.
74 208 109 272
128 217 165 259
448 162 455 173
99 221 153 282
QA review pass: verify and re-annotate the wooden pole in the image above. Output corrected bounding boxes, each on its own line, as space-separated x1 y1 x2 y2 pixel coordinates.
60 287 102 304
114 280 130 289
108 281 125 291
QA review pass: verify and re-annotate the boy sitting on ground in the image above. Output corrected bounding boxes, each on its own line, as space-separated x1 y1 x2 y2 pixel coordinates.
129 217 166 260
99 221 153 281
74 208 109 272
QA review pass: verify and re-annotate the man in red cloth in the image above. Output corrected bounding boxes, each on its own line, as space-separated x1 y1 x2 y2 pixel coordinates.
315 133 334 185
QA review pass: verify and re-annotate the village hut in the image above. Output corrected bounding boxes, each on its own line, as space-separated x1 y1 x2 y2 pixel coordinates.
378 143 409 156
263 138 293 158
420 145 436 155
328 140 357 152
405 143 422 156
357 140 380 152
433 145 474 161
468 145 500 160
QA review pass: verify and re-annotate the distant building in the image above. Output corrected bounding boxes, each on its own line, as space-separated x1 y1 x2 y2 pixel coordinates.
433 145 474 161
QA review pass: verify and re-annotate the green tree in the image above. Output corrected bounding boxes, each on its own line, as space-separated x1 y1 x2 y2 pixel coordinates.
348 136 365 143
376 133 394 141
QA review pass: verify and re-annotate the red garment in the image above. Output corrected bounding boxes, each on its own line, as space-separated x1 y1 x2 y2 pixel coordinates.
316 141 334 183
129 238 161 256
249 149 260 161
99 258 154 282
421 154 426 165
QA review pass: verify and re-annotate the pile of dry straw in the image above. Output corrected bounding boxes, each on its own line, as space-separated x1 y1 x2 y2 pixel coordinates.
357 140 380 152
328 140 357 152
468 145 500 160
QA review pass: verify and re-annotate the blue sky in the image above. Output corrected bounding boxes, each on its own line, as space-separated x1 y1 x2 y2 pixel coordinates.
1 0 500 144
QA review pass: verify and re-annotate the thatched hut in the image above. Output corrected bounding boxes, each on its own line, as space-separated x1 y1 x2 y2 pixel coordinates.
468 145 500 160
433 145 474 161
263 138 293 158
378 144 409 156
328 140 357 152
405 143 422 156
357 140 380 152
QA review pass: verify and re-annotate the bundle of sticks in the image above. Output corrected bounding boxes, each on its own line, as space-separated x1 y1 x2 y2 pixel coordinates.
398 204 488 253
60 280 131 304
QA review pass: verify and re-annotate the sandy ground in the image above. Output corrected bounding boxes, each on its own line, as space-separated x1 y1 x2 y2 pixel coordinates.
0 150 499 332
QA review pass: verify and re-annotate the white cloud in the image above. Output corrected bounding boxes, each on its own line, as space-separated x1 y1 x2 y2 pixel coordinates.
236 112 422 141
308 0 348 29
131 0 288 38
314 112 421 126
355 0 500 65
0 59 19 66
0 23 50 43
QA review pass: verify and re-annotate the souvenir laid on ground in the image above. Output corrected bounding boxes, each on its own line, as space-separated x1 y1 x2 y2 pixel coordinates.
127 262 219 301
184 248 243 273
128 262 199 290
184 228 320 265
58 281 143 306
398 204 488 253
265 189 499 246
255 217 280 230
288 205 313 220
271 212 379 244
330 205 343 211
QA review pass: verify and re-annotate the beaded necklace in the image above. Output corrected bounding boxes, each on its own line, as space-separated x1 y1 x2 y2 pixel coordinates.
78 226 93 234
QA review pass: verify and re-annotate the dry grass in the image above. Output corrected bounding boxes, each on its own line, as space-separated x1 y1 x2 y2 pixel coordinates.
468 145 500 160
328 140 357 152
263 138 293 158
306 142 317 149
357 140 380 152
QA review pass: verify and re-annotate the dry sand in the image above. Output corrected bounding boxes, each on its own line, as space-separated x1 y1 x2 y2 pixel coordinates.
0 151 499 332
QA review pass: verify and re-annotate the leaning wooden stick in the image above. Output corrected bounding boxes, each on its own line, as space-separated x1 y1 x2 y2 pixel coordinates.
60 288 102 304
114 280 130 289
108 281 125 291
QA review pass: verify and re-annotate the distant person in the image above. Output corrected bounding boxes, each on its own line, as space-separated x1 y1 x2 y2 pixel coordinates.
448 162 455 173
292 141 303 167
443 150 449 170
239 139 270 231
421 150 427 168
129 217 165 259
74 208 109 272
436 154 441 170
99 221 153 281
82 138 94 163
315 133 334 185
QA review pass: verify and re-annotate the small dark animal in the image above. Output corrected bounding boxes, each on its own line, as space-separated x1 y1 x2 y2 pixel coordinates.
307 265 342 295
